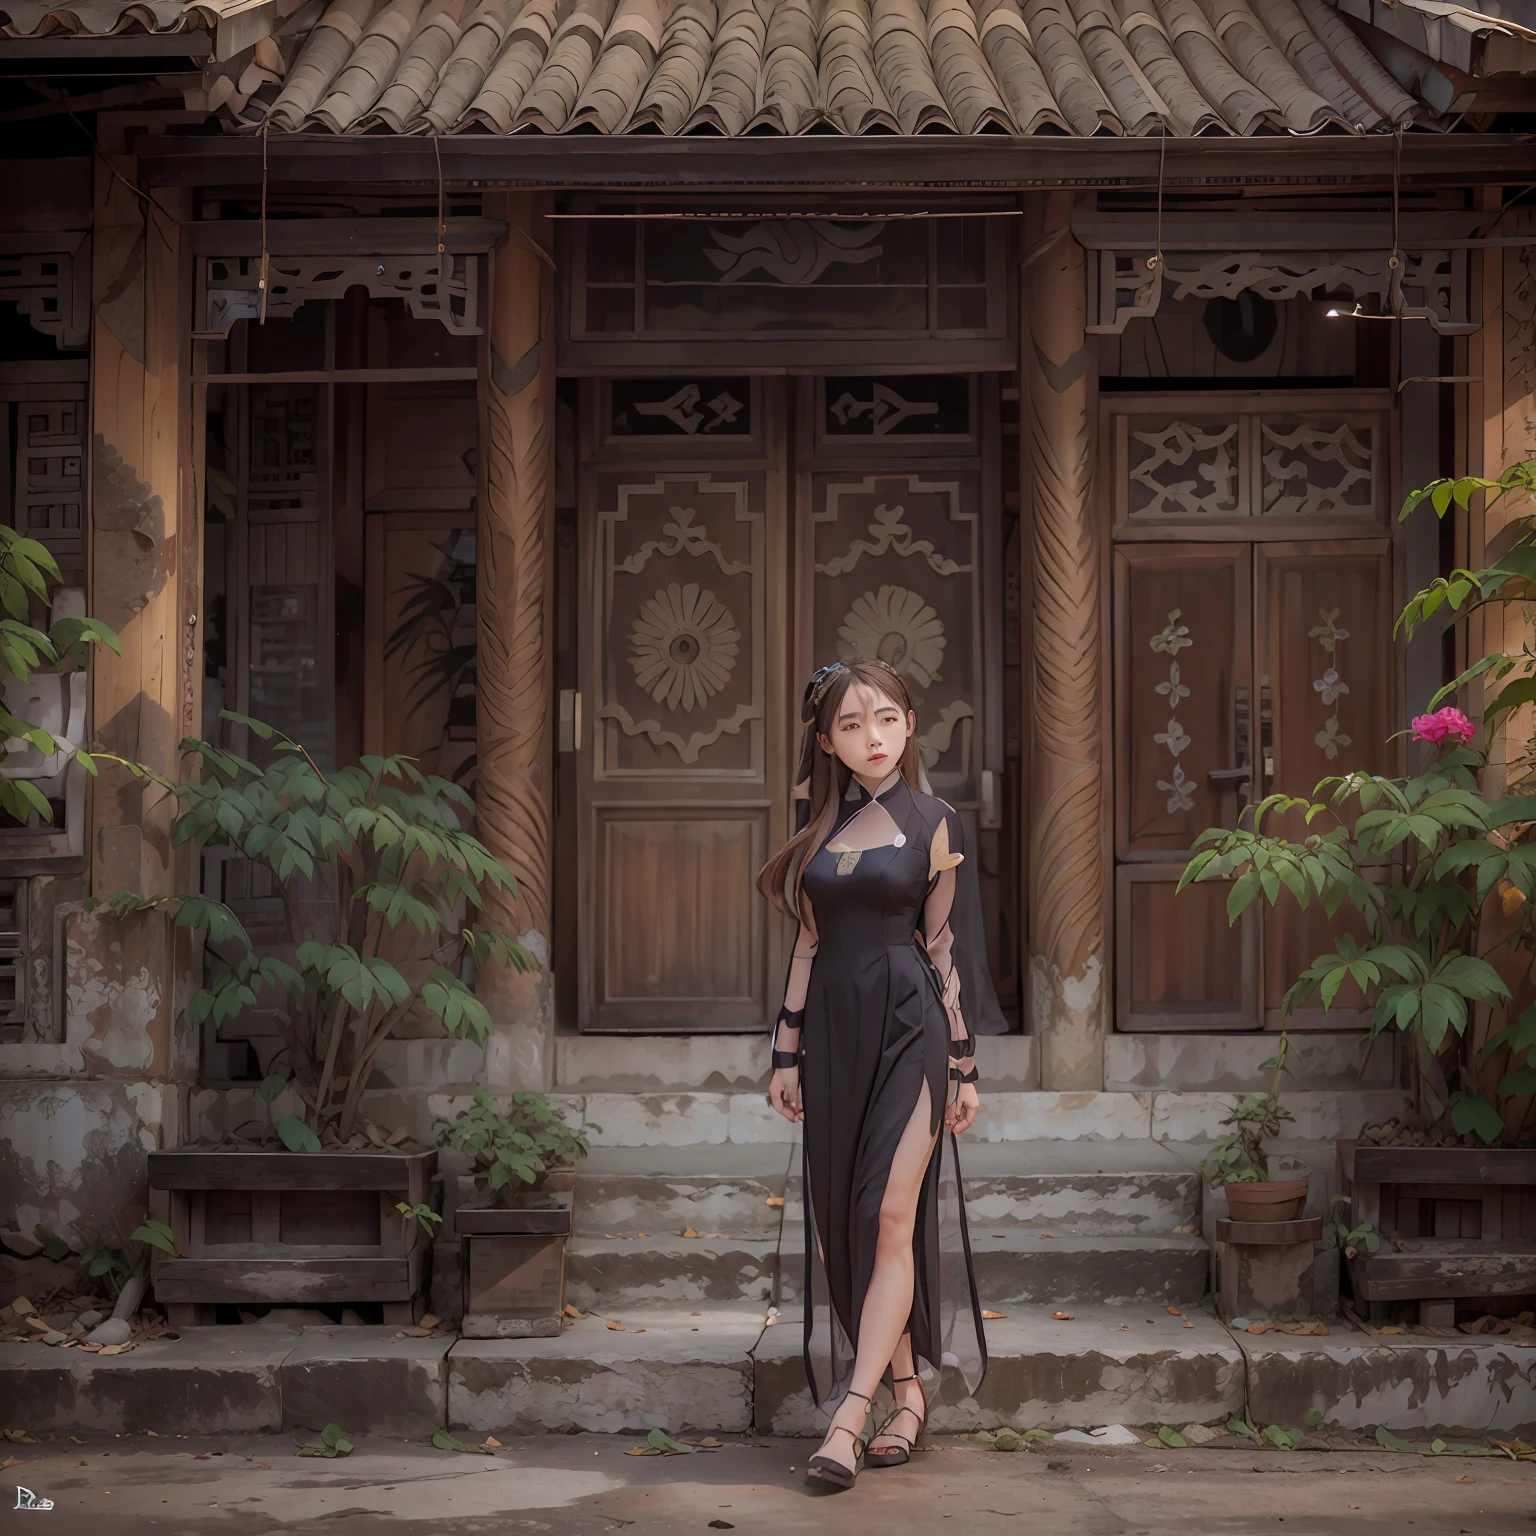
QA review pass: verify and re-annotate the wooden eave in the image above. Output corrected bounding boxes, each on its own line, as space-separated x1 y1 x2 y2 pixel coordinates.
136 129 1536 191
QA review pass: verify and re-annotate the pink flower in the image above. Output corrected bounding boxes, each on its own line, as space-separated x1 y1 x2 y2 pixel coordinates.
1411 707 1475 745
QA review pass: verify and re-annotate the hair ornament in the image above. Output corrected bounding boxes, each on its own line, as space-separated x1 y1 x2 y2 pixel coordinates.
803 662 845 720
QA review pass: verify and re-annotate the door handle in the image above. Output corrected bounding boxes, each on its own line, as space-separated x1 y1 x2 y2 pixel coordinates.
980 768 1002 830
558 689 582 753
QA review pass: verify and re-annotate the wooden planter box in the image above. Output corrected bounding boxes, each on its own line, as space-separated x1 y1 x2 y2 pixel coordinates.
1337 1143 1536 1326
1216 1217 1323 1322
455 1171 574 1339
147 1148 437 1326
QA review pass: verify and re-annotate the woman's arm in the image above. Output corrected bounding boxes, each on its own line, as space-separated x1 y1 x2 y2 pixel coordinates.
919 808 980 1135
769 914 816 1123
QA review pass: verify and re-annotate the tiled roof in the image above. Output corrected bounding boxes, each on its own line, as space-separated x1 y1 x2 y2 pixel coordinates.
235 0 1425 135
3 0 1532 136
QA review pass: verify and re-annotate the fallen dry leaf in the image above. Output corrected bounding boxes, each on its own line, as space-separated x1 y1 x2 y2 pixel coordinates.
697 1437 722 1448
1247 1323 1274 1335
1379 1326 1404 1336
605 1234 619 1240
68 1437 84 1445
1167 1307 1182 1316
419 1313 441 1330
607 1320 627 1331
635 1232 646 1239
9 1296 34 1316
1038 1233 1057 1240
765 1197 785 1208
1052 1312 1074 1321
99 1344 130 1355
1454 1476 1473 1483
2 1456 21 1468
1183 1322 1195 1329
196 1453 212 1461
981 1310 1007 1320
562 1305 583 1320
485 1436 502 1449
4 1431 40 1445
683 1229 699 1239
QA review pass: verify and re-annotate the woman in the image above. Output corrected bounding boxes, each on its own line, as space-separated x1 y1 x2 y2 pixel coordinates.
759 657 988 1493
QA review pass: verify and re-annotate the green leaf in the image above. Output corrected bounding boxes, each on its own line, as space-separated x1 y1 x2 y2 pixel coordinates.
1304 1409 1324 1432
646 1427 696 1455
1497 1067 1536 1099
1157 1425 1189 1448
1449 1093 1504 1146
1375 1427 1420 1454
130 1219 179 1257
276 1115 321 1153
431 1430 490 1455
257 1073 289 1104
321 1423 353 1455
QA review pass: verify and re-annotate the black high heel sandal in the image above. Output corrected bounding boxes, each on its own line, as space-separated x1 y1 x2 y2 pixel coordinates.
864 1373 928 1468
804 1390 874 1492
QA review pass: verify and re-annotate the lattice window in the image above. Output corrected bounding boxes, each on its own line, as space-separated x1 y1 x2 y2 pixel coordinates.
1110 395 1390 534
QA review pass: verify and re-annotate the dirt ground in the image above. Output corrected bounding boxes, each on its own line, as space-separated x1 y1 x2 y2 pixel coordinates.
5 1431 1535 1535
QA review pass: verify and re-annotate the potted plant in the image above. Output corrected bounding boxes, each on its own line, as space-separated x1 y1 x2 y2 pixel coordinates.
1178 458 1536 1323
1199 1035 1309 1222
96 712 537 1322
438 1089 596 1338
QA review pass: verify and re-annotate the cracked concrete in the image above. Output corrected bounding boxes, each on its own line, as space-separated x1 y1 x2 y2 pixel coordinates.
7 1432 1530 1536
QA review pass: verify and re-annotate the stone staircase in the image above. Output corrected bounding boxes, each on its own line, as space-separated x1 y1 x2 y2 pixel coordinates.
434 1032 1435 1435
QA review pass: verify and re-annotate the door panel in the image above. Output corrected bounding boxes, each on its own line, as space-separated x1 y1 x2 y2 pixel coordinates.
808 469 986 807
1113 537 1395 1032
578 431 784 1030
1115 544 1251 858
1258 540 1395 1028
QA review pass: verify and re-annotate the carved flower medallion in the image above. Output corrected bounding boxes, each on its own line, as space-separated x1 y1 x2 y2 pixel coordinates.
629 581 740 713
838 584 946 687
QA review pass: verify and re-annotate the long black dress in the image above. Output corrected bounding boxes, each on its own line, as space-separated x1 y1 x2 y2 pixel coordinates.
778 771 988 1413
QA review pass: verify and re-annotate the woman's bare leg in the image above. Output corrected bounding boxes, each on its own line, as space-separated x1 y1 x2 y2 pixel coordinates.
812 1082 937 1473
867 1332 924 1457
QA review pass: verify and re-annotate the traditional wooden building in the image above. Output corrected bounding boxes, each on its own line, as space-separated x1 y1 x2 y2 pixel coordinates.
2 0 1535 1275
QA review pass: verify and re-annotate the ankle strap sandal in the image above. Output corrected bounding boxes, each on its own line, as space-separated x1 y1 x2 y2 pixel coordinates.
864 1373 928 1469
805 1390 874 1492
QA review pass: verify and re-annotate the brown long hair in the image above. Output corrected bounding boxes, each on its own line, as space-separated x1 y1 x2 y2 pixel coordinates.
756 659 922 921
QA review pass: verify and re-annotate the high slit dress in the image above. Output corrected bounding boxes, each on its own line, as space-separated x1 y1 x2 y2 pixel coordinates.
776 771 988 1414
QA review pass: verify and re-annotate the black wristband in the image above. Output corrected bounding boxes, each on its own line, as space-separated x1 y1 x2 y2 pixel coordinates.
948 1066 979 1084
777 1004 805 1033
950 1036 976 1059
772 1050 802 1070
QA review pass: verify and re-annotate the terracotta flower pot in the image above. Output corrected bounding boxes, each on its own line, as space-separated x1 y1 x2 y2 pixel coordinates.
1224 1179 1309 1223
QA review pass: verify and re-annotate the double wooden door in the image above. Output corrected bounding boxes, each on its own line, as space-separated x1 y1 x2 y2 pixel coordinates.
1114 538 1396 1031
572 375 1006 1032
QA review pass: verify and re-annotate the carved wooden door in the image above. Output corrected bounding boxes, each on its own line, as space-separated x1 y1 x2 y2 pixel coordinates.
1114 538 1394 1031
795 377 1014 1002
576 379 786 1031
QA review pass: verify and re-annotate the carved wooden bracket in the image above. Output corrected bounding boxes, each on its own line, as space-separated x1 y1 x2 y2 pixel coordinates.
199 251 482 337
1085 246 1474 336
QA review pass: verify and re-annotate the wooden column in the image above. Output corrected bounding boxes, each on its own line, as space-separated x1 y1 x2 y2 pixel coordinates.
82 121 199 1087
1024 192 1108 1092
477 192 558 1091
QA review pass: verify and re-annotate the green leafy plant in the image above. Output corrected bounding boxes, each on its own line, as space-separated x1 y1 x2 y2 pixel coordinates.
437 1087 597 1198
431 1429 491 1455
1199 1035 1294 1187
1324 1194 1380 1260
92 712 538 1144
0 526 118 824
32 1220 179 1298
395 1201 443 1239
1179 459 1536 1148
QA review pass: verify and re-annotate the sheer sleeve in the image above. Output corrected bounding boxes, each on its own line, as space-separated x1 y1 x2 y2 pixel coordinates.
918 806 977 1080
773 783 817 1062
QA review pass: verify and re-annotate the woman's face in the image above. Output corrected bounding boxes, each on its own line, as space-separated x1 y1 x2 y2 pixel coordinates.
818 681 915 783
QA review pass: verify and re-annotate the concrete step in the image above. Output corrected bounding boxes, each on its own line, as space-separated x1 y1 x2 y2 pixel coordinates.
191 1084 1412 1150
7 1307 1532 1439
565 1234 783 1309
449 1303 763 1436
774 1229 1208 1307
553 1032 1040 1092
1104 1032 1402 1093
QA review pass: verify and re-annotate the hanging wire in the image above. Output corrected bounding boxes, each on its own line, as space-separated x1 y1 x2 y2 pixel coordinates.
433 132 446 259
1148 128 1167 274
258 116 270 325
